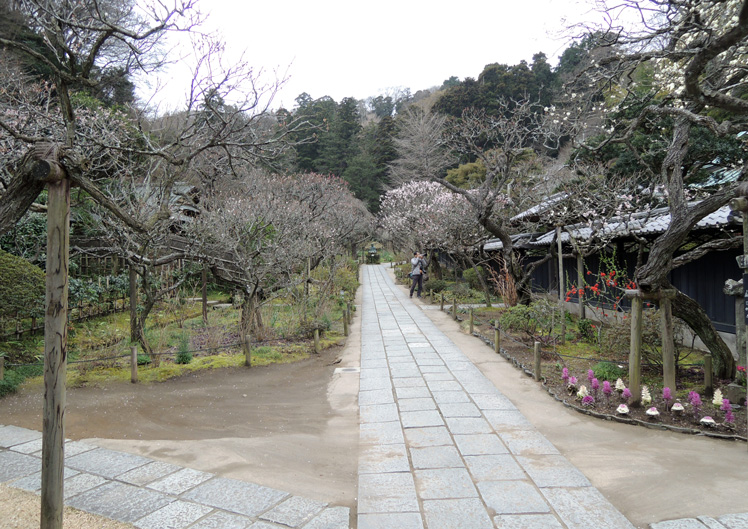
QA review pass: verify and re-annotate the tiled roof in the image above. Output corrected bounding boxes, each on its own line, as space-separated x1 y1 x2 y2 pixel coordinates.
485 203 735 250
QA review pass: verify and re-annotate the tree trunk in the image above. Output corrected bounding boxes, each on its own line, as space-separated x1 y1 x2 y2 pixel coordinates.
467 256 491 307
672 288 735 379
428 249 443 280
240 289 264 336
0 149 48 235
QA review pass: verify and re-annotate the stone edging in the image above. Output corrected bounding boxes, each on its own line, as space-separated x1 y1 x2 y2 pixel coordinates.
444 307 748 443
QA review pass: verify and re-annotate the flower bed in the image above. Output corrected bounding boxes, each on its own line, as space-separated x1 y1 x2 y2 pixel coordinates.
466 313 748 441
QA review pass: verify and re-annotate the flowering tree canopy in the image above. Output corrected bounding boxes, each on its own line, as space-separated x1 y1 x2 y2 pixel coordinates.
379 181 489 254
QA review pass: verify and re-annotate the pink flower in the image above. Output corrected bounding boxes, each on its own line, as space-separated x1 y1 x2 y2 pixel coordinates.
622 387 631 400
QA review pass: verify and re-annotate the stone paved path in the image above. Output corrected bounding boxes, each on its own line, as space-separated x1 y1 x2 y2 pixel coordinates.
0 424 349 528
357 265 637 529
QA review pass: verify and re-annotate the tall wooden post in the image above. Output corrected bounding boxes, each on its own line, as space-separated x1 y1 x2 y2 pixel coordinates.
494 320 500 354
576 252 586 319
130 346 138 384
469 309 474 334
534 342 542 381
0 355 4 381
243 334 252 367
129 266 138 343
556 226 566 344
201 267 208 325
628 292 643 407
41 174 70 529
660 291 677 393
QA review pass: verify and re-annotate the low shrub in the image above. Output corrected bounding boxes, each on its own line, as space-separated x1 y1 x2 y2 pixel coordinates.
499 298 562 341
592 361 626 382
137 354 151 366
175 333 192 364
462 268 485 291
578 319 595 342
426 279 449 293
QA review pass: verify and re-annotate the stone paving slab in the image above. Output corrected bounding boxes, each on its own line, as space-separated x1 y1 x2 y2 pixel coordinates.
0 424 42 448
413 468 478 499
66 447 152 479
0 450 41 481
134 500 213 529
182 477 289 518
67 481 174 523
1 424 350 529
259 495 327 527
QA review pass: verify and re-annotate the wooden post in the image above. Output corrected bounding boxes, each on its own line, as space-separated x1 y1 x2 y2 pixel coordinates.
494 320 500 354
704 354 714 396
430 289 433 304
129 267 138 343
737 295 747 366
0 356 4 381
201 267 208 325
576 252 586 319
534 342 541 381
347 303 353 325
556 226 566 345
628 293 643 407
469 309 474 334
660 292 677 393
243 334 252 367
41 173 70 529
130 346 138 384
440 293 445 311
343 309 349 336
314 329 320 353
452 298 457 320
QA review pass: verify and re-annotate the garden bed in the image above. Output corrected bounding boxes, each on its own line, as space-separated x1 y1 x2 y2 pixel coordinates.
465 309 748 441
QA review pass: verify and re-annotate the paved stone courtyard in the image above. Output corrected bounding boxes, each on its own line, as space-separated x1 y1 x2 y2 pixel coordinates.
2 263 748 528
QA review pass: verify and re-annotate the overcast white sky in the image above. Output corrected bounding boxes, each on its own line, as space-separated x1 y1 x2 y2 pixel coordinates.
145 0 598 111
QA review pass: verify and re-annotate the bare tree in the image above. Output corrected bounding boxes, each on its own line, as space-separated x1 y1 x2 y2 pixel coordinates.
388 107 453 185
188 170 370 335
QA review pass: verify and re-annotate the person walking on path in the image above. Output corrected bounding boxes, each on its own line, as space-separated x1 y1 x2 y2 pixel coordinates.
409 251 428 298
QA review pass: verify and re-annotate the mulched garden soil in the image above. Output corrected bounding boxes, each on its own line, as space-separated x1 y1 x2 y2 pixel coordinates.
471 319 748 442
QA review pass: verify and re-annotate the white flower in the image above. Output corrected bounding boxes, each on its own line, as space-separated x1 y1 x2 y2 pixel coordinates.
646 407 660 417
712 389 723 407
641 386 651 405
615 378 626 393
577 385 589 399
617 404 629 415
671 402 684 412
